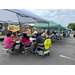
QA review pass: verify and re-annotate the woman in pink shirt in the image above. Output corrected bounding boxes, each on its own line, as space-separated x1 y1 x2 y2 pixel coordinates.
3 33 16 54
20 33 31 53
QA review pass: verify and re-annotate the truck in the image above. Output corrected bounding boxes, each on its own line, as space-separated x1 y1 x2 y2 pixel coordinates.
0 23 32 39
0 23 9 39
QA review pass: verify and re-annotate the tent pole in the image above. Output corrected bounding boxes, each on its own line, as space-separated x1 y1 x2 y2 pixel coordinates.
58 26 60 48
48 22 49 38
17 14 21 33
17 14 20 25
62 29 63 41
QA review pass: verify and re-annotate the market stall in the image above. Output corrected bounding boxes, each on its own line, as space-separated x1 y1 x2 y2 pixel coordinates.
0 9 49 39
33 21 67 46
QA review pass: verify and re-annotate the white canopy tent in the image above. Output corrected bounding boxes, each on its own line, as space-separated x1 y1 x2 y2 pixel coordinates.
0 9 49 24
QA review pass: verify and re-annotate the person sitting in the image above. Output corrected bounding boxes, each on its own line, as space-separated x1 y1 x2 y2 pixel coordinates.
47 30 50 35
15 33 22 49
3 33 16 54
33 33 45 53
20 33 31 53
17 33 21 40
41 32 46 39
11 32 18 40
11 32 21 49
34 33 37 38
21 32 26 39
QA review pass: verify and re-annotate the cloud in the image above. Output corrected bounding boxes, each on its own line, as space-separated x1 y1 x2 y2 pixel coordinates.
27 9 75 27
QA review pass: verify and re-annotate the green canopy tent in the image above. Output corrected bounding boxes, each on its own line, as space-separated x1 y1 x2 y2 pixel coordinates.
33 21 66 47
64 27 71 38
65 27 71 31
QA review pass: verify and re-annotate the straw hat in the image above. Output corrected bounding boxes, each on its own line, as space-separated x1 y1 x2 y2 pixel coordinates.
34 31 37 34
23 32 26 33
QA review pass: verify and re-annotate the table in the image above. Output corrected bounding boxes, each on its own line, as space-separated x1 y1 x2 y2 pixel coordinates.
13 40 22 50
30 38 36 42
16 40 20 43
15 38 36 44
14 38 36 49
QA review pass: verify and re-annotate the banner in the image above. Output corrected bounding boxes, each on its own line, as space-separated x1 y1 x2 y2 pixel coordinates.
7 25 20 32
20 24 31 35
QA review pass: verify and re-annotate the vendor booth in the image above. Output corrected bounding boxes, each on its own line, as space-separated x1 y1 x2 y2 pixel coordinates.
0 9 49 39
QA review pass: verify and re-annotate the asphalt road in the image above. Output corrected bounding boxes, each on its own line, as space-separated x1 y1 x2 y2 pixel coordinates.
0 34 75 65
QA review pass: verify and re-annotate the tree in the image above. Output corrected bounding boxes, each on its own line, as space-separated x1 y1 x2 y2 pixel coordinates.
67 23 75 31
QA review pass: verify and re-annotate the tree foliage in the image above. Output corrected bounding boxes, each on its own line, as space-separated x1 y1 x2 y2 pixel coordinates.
67 23 75 30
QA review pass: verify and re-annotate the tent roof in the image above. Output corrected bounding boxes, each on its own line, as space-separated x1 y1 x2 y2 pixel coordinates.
33 21 66 29
0 9 49 24
33 21 59 29
65 27 71 31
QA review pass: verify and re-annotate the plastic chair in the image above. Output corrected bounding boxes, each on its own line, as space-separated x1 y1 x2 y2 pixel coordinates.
23 42 32 55
1 42 11 57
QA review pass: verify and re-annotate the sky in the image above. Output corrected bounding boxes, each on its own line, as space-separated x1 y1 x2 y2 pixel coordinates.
26 9 75 27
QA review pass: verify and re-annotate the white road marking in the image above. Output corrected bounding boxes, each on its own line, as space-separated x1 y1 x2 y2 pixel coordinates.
65 45 73 47
60 55 75 61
